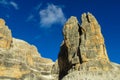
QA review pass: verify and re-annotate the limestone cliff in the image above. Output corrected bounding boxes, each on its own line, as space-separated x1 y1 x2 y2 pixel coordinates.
0 19 54 80
0 19 12 49
55 13 120 80
0 12 120 80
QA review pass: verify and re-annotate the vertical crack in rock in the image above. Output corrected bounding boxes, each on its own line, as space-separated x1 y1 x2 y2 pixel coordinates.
80 12 112 71
86 14 90 23
0 14 120 80
78 23 83 64
58 12 113 80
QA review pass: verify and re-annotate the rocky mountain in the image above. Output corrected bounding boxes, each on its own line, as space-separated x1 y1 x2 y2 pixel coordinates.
0 19 54 80
0 13 120 80
52 13 120 80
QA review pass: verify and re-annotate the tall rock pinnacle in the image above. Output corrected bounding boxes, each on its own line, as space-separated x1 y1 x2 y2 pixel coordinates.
58 12 113 79
80 13 111 70
0 13 120 80
0 19 12 49
63 16 80 65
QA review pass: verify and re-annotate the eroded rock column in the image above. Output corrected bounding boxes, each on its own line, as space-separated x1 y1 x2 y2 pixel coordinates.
63 16 80 65
58 13 113 80
80 13 111 71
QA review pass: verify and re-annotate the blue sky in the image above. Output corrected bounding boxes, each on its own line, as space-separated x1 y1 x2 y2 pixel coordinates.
0 0 120 63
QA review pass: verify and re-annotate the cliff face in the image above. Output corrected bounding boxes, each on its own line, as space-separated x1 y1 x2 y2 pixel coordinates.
0 19 12 49
0 13 120 80
0 19 54 80
55 13 120 80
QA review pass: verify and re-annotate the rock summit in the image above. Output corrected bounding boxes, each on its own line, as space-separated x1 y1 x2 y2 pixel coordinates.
0 13 120 80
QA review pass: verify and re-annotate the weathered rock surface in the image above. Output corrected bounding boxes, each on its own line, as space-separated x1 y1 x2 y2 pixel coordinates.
56 12 120 80
0 12 120 80
79 13 112 71
0 19 55 80
0 19 12 49
62 62 120 80
0 38 55 80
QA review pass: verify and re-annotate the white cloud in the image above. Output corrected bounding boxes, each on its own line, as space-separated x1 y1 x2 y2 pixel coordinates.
39 4 66 27
0 0 19 10
10 1 19 10
26 3 42 22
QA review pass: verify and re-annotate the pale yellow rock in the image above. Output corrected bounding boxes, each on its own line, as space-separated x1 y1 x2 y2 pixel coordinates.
0 65 30 78
0 37 54 80
80 13 112 71
0 19 12 49
0 19 5 26
0 14 120 80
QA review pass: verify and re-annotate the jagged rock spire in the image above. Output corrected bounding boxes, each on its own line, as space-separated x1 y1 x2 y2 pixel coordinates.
81 13 109 62
58 13 112 79
63 16 80 64
80 12 111 71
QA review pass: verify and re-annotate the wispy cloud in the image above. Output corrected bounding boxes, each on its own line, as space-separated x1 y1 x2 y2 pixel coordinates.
0 0 19 10
10 1 19 10
26 14 35 22
26 3 42 22
39 4 66 27
34 3 42 11
26 3 66 28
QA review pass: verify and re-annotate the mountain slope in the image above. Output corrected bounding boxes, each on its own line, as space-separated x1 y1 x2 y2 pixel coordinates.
0 12 120 80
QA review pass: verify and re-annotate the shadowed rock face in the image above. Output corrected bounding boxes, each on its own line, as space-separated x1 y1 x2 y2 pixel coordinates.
0 13 120 80
57 13 117 80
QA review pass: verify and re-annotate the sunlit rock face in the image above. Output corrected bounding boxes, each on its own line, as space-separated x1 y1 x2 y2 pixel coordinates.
0 12 120 80
0 19 12 49
0 38 54 80
79 13 111 71
55 13 120 80
0 19 54 80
